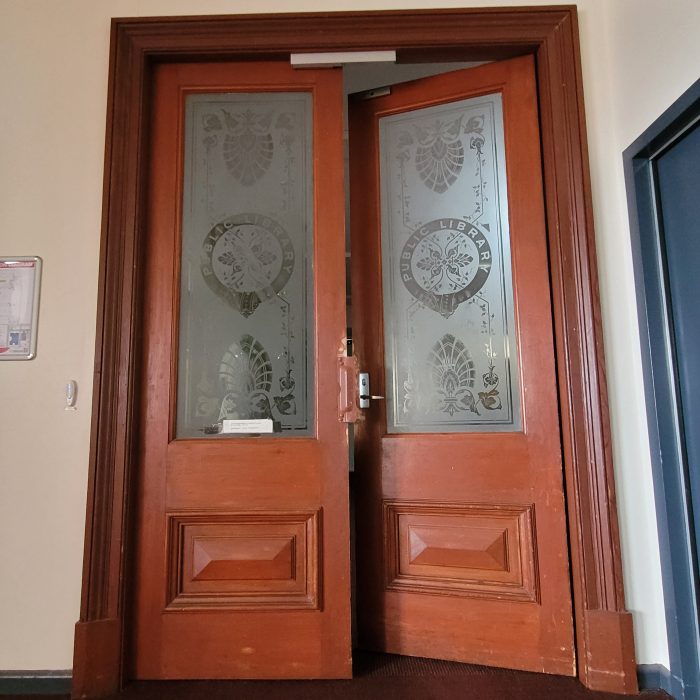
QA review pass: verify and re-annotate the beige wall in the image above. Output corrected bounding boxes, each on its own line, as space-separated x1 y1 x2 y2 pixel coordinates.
1 0 698 671
582 0 700 671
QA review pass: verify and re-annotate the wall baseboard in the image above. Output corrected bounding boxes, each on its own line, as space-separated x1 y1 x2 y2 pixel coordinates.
0 671 71 695
638 663 688 699
0 666 686 697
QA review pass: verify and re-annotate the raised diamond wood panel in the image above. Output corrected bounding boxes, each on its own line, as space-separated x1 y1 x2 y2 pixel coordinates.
167 510 320 610
384 500 538 602
191 537 294 581
409 525 508 571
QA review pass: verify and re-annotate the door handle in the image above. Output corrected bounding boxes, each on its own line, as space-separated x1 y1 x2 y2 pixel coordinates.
359 372 384 408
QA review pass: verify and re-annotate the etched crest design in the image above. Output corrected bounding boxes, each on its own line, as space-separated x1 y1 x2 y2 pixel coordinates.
401 218 492 318
221 109 274 186
415 116 464 193
201 213 295 317
428 334 477 416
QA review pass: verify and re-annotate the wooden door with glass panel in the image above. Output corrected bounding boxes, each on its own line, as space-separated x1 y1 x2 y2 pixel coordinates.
350 56 576 674
131 62 351 679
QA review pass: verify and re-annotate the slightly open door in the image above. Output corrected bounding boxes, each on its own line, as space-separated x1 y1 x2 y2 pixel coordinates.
350 56 576 675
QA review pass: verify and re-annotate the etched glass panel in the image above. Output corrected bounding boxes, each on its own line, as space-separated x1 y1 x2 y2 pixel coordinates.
176 93 314 438
380 93 521 433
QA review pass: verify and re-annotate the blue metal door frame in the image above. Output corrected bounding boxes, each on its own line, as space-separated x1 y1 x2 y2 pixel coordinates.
624 76 700 700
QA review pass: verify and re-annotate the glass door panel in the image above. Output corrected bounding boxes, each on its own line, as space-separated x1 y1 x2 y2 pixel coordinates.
176 93 314 438
379 93 520 433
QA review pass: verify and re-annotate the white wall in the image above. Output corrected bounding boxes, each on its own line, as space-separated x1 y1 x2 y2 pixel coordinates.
582 0 700 669
1 0 697 671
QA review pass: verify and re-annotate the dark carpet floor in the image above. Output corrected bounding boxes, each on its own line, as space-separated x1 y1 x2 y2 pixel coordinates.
6 652 672 700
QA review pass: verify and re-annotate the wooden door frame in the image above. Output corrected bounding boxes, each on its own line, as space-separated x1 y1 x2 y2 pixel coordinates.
73 7 637 698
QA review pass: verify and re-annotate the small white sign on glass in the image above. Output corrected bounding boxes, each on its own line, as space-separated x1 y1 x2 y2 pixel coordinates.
0 257 42 360
222 419 275 434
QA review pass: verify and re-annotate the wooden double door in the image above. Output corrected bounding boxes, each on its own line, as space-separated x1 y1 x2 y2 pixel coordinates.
131 56 574 679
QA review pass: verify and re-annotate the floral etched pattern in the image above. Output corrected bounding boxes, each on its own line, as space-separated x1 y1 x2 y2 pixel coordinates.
427 334 477 416
221 110 274 186
420 334 503 418
414 234 475 294
214 226 280 293
195 335 297 433
415 116 465 193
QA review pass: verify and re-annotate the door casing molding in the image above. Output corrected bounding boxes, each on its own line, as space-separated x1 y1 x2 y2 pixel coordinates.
73 8 637 697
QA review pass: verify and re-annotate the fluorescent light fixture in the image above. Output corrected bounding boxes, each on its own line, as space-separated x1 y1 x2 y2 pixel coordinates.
291 50 397 68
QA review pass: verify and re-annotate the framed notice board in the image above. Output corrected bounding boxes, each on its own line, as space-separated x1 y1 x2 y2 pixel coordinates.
0 257 42 360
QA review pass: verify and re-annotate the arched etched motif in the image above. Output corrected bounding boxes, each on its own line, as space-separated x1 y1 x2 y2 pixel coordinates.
415 116 464 193
222 109 274 186
206 335 298 427
218 335 274 420
427 334 477 416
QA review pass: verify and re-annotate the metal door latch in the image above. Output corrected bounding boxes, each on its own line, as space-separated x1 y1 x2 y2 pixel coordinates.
338 339 361 423
358 372 384 408
338 338 384 421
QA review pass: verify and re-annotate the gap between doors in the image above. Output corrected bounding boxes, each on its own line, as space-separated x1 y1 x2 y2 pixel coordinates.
339 58 481 646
